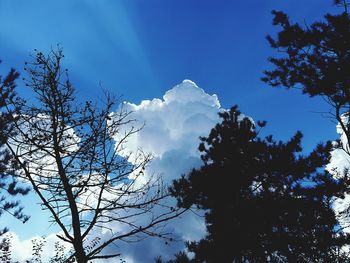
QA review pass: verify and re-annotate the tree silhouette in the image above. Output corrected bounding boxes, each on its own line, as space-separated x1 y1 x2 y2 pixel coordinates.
262 3 350 251
334 0 349 13
155 251 191 263
167 106 348 263
262 5 350 156
0 61 30 237
1 49 184 263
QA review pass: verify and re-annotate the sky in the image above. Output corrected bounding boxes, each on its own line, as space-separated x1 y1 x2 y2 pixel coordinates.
0 0 341 148
0 0 345 262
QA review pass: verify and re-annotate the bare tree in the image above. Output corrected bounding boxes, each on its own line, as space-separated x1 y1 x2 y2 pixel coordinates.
2 48 184 263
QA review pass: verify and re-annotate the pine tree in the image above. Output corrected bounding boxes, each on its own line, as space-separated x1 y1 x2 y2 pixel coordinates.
262 3 350 155
168 107 348 263
0 61 30 237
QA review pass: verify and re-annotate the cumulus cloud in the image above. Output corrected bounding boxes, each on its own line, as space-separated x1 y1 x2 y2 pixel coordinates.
9 80 223 262
100 80 222 262
120 79 221 162
326 118 350 178
327 116 350 233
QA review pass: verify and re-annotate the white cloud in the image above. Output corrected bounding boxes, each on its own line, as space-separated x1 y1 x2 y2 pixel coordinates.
8 113 81 180
3 232 72 262
100 80 221 262
327 116 350 179
120 79 221 161
9 80 222 262
327 115 350 233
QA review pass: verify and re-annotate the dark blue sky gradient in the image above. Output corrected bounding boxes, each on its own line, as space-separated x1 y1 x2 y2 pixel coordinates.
0 0 341 151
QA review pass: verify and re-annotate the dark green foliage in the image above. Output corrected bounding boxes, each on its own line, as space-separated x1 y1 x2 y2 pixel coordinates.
155 252 191 263
0 62 30 236
262 7 350 148
263 10 350 99
168 106 348 263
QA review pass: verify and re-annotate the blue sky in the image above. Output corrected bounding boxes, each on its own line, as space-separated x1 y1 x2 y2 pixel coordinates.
0 0 344 261
0 0 341 148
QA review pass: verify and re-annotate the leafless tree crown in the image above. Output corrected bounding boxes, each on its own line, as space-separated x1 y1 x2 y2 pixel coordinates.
3 48 184 262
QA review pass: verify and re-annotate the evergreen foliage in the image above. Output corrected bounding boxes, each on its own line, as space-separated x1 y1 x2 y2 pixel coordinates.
262 5 350 154
166 107 348 262
0 62 30 237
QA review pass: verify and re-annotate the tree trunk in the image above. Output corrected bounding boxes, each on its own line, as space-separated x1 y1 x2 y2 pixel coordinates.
74 240 87 263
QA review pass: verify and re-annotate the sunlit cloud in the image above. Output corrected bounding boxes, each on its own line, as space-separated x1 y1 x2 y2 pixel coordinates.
6 80 220 262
